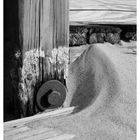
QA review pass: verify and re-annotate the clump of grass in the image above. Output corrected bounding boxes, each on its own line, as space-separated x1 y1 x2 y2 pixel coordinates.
125 32 136 41
69 26 88 46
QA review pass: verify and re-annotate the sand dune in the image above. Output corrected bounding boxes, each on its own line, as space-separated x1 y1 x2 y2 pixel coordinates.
38 43 136 140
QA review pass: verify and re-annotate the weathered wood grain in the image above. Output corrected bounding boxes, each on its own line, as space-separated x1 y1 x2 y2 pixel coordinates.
18 0 69 116
4 126 30 137
4 107 75 140
41 0 69 82
5 128 59 140
4 107 75 129
69 0 136 25
70 0 136 11
45 134 75 140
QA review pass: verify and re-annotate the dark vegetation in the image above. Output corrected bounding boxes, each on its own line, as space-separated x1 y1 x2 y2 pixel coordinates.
69 25 136 46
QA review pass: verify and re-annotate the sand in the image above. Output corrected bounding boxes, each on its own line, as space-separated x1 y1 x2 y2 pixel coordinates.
37 42 136 140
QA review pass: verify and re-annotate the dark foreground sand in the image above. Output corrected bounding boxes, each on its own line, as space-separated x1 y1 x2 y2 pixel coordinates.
39 43 136 140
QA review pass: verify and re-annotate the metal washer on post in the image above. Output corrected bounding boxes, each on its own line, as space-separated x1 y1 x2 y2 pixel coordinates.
36 80 67 111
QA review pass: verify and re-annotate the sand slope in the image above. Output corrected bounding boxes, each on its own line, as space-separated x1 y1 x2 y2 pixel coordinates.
39 43 136 140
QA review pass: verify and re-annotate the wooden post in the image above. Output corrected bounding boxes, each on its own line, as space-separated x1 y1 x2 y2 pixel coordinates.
40 0 69 82
18 0 69 117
